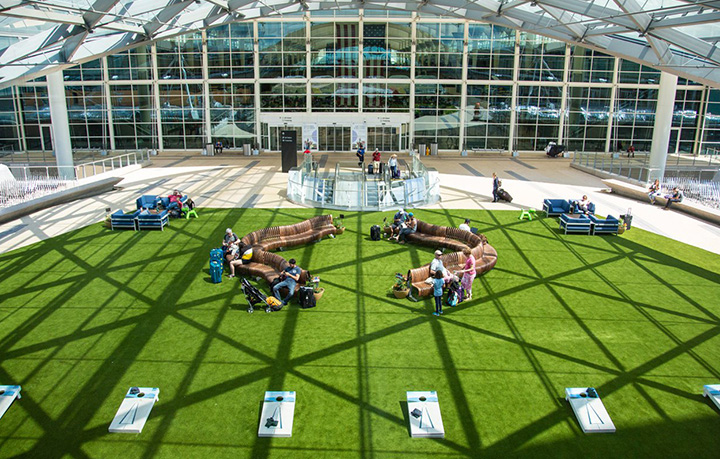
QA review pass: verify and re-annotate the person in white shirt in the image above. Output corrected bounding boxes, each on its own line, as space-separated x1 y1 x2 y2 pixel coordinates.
429 250 453 283
458 218 471 232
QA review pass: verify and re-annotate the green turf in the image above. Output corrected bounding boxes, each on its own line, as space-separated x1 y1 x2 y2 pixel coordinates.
0 208 719 458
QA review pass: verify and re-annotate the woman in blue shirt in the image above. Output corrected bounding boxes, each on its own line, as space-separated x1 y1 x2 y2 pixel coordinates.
432 270 444 316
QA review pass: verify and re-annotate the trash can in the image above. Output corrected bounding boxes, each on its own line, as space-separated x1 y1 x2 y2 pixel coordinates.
430 143 438 155
419 143 427 156
243 144 251 156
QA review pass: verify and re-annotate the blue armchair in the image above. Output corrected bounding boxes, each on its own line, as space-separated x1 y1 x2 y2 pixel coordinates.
136 195 162 210
559 213 592 234
543 199 572 217
110 210 141 230
137 209 170 231
590 215 619 235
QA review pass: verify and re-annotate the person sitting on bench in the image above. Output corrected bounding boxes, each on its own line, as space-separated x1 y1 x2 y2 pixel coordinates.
663 187 684 210
389 208 407 241
272 259 302 305
227 244 254 278
398 213 417 244
458 218 471 232
430 250 453 284
222 228 240 260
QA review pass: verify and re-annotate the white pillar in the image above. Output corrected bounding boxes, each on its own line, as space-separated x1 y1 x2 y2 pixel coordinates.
47 71 74 179
648 71 678 182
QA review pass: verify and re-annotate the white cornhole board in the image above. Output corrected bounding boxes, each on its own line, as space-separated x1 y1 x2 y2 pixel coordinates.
109 387 160 434
565 387 615 433
703 384 720 411
0 385 21 420
258 391 295 437
407 391 445 438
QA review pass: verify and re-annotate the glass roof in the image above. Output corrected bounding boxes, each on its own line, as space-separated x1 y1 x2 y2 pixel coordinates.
0 0 720 87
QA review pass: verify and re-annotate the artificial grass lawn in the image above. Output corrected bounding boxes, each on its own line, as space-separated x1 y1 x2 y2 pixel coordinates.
1 208 719 458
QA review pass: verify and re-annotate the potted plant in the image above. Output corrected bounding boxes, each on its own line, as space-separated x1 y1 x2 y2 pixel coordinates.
312 276 324 301
391 272 410 299
334 214 345 234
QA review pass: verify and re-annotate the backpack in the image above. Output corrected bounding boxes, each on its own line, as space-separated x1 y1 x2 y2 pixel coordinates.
447 279 462 306
298 286 316 309
370 225 381 241
447 289 458 307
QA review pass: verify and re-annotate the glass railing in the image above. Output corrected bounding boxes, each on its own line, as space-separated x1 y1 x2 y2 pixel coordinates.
287 153 440 211
572 151 719 182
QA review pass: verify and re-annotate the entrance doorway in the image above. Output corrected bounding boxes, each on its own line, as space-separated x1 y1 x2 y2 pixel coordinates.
318 126 351 152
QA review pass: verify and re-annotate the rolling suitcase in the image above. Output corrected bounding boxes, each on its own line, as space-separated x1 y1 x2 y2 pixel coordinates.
498 189 513 203
210 260 223 283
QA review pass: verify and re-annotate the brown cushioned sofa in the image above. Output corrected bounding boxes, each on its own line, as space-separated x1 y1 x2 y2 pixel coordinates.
235 215 336 292
405 220 497 297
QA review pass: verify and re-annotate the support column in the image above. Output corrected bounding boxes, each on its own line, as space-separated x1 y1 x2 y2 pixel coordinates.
47 71 74 179
648 71 678 182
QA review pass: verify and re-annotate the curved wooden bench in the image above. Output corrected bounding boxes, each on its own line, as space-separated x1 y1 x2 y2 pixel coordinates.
405 220 497 297
235 215 336 293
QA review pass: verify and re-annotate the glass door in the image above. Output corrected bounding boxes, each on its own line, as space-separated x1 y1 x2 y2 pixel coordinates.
41 125 53 151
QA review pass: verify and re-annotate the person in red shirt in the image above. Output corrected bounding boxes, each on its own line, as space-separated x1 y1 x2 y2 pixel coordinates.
372 149 381 174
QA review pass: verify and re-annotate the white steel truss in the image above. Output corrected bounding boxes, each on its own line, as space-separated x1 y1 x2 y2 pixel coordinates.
1 0 720 88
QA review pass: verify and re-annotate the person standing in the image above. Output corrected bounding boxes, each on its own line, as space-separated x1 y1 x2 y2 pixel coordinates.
388 154 398 179
492 173 500 202
663 187 684 210
432 270 444 316
272 258 302 305
459 247 476 300
356 144 365 168
372 149 381 174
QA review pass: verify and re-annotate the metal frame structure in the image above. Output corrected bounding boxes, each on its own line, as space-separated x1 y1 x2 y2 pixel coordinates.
1 1 720 88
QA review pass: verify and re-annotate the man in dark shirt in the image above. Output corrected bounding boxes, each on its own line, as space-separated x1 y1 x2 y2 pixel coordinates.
492 173 500 202
272 258 302 305
664 187 684 210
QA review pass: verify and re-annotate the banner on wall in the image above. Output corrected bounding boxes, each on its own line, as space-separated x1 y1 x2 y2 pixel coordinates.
301 124 318 150
351 124 367 150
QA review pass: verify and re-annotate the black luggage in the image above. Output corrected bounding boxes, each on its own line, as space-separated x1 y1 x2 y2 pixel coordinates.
370 225 381 241
298 286 316 309
498 189 513 203
368 164 373 174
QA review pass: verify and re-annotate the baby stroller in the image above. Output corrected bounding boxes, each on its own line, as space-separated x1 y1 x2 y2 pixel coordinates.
241 278 283 313
447 278 464 306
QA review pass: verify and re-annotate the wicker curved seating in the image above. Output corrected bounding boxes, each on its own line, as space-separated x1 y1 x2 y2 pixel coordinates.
235 215 336 292
405 220 497 297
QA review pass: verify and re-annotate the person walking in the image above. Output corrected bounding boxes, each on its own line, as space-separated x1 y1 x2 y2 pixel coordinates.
492 173 500 202
432 270 444 316
372 149 381 174
388 154 398 178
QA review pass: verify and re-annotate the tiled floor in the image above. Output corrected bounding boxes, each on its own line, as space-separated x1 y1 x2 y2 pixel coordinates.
1 152 719 255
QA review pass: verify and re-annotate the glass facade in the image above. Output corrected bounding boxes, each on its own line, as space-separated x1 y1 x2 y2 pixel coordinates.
2 17 718 155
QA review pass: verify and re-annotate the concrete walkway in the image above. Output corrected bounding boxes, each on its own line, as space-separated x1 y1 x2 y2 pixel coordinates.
1 152 719 255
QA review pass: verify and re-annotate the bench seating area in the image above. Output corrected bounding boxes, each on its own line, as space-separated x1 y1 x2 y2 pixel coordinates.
110 209 170 231
602 178 720 225
236 215 337 291
543 198 595 217
406 220 498 297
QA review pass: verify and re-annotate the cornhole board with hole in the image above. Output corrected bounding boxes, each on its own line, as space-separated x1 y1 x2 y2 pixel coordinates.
703 384 720 411
0 385 21 420
565 387 615 433
109 387 160 433
258 391 295 437
407 391 445 438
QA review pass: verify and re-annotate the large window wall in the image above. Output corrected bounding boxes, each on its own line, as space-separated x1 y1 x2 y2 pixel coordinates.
2 15 716 155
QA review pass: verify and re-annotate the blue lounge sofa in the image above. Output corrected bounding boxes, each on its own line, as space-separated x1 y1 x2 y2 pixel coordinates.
137 209 170 231
559 213 592 234
543 199 572 217
544 199 596 217
110 210 141 230
136 195 162 210
159 195 188 212
590 215 620 235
